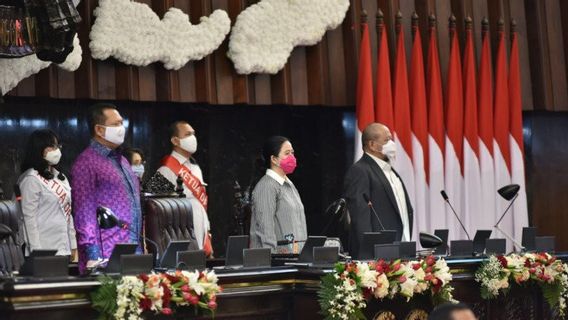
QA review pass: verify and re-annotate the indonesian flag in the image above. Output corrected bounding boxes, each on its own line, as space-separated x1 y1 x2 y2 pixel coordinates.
493 30 513 243
393 23 416 238
410 24 429 237
444 26 465 241
462 26 482 234
427 22 446 233
375 23 394 128
354 23 375 162
478 26 497 230
509 30 529 241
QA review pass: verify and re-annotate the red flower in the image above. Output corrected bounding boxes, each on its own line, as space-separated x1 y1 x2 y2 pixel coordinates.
398 276 407 283
207 300 218 310
497 256 508 268
426 256 436 266
161 307 173 315
139 297 152 310
392 263 401 272
164 273 181 284
524 259 531 267
432 278 443 293
362 288 372 300
189 294 200 305
412 263 421 270
529 268 536 274
180 284 190 293
425 266 433 274
138 274 149 283
424 274 433 282
161 283 172 307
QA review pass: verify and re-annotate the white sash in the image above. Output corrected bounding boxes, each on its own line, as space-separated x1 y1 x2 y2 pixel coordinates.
34 172 72 222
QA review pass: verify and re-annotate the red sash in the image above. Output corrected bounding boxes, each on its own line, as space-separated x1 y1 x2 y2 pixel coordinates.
162 155 212 256
162 155 208 210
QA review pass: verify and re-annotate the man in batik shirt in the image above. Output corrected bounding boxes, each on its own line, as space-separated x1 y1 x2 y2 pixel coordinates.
71 103 141 274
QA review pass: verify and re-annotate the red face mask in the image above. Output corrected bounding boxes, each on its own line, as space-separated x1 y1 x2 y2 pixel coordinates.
279 154 297 175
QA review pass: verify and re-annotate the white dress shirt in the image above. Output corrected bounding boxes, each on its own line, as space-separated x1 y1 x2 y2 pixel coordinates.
157 151 210 249
366 153 410 241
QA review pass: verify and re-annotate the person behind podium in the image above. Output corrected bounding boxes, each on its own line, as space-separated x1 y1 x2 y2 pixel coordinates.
71 103 142 274
250 136 307 253
123 147 146 180
156 121 212 257
17 129 77 261
343 123 413 259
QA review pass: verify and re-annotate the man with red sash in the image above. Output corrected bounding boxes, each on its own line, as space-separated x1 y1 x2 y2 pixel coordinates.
157 121 213 256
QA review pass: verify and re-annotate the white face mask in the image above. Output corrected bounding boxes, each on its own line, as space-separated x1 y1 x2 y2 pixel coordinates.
44 148 62 165
179 135 197 154
381 140 397 161
101 125 126 146
131 164 145 178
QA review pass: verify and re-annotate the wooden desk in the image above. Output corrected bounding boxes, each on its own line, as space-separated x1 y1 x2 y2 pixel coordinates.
0 259 559 320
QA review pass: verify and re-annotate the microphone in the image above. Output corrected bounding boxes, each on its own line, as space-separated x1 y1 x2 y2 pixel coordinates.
319 198 347 236
494 184 524 251
14 184 31 255
96 206 161 268
362 193 385 230
440 190 471 240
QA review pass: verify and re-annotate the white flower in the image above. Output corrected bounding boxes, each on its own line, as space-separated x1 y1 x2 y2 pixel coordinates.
373 273 390 299
90 0 231 70
400 277 418 300
356 262 379 289
228 0 350 74
0 35 82 95
434 259 453 286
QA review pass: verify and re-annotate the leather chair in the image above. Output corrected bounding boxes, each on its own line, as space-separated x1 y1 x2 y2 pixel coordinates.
143 197 199 257
0 200 24 274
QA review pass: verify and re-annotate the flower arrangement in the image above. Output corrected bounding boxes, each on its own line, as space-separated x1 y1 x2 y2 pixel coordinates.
89 0 231 70
475 252 568 316
318 256 455 320
92 270 222 320
227 0 350 74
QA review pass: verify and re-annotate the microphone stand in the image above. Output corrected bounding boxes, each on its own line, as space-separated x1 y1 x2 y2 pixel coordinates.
494 193 524 252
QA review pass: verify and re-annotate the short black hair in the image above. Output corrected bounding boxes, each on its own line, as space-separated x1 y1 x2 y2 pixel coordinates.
88 102 118 136
261 136 289 168
168 121 190 139
122 147 144 165
428 303 473 320
21 129 59 180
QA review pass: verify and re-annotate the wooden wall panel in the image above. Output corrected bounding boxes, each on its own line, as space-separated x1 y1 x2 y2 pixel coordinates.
14 0 568 112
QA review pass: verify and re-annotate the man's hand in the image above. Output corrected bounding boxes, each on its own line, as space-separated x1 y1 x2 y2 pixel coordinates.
71 249 78 262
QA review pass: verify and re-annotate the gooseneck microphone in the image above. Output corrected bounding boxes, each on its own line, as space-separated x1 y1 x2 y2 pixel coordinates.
362 193 385 230
440 190 471 240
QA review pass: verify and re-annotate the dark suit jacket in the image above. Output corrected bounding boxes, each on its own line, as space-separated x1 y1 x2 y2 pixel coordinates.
343 153 414 259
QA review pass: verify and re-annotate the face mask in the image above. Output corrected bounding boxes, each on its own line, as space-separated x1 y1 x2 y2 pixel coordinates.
381 140 397 161
44 148 62 165
131 164 145 178
279 154 297 175
101 125 126 146
179 135 197 154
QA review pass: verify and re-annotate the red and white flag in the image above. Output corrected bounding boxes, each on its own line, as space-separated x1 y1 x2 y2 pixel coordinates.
375 23 394 128
462 25 482 233
354 23 375 162
493 30 513 242
393 22 416 239
410 23 429 237
426 21 446 233
509 30 529 241
444 25 465 241
478 25 497 229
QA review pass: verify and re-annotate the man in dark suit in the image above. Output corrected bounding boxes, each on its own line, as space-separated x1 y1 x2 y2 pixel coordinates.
344 123 414 259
